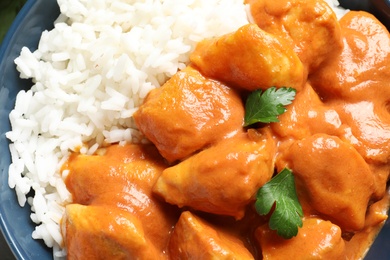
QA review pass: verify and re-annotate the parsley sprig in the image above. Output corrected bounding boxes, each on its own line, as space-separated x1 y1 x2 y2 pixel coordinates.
255 168 303 239
244 87 296 126
244 87 301 238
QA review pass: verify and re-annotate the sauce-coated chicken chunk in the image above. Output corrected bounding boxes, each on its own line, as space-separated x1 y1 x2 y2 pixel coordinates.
64 144 166 204
190 24 305 91
256 217 346 260
133 66 245 163
153 129 276 219
169 211 254 259
247 0 343 73
310 11 390 102
271 83 344 140
309 11 390 198
278 134 375 231
63 204 163 260
63 144 177 259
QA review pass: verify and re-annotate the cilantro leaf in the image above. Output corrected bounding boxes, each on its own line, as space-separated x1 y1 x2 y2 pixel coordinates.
244 87 296 126
255 168 303 239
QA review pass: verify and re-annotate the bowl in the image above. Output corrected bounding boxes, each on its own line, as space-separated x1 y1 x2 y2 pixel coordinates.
0 0 389 259
0 1 60 259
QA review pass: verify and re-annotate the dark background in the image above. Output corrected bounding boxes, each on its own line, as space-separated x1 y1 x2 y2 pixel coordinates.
0 0 27 42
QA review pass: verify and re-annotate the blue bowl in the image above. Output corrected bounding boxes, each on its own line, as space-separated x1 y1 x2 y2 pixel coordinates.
0 0 60 259
0 0 389 259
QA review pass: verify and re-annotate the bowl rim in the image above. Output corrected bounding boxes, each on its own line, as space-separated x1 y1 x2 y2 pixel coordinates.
0 0 44 259
0 1 389 260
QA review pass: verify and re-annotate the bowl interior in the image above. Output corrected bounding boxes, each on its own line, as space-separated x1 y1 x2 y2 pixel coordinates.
0 0 389 259
0 0 59 259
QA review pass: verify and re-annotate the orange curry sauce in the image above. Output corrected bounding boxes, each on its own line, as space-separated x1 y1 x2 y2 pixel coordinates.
61 0 390 259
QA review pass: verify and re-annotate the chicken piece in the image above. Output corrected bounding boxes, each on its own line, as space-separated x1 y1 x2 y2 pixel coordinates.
334 101 390 199
277 134 375 231
133 66 245 163
307 11 390 199
64 144 178 255
190 23 305 92
310 11 390 102
256 217 346 260
247 0 343 73
169 211 254 259
89 191 178 253
64 144 166 204
271 83 345 140
63 204 164 260
153 128 276 219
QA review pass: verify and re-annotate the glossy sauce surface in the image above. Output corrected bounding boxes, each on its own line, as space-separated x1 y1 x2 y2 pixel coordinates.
62 1 390 259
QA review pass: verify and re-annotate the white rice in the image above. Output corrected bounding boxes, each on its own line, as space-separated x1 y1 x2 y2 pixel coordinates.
6 0 347 258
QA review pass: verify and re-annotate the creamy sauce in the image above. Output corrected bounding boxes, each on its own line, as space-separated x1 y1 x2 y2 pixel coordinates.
61 0 390 259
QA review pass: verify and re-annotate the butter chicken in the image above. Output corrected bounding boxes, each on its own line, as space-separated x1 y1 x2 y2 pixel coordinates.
61 0 390 259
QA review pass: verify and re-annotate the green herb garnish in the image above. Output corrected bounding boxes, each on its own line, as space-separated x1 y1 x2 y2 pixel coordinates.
255 168 303 239
244 87 296 126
